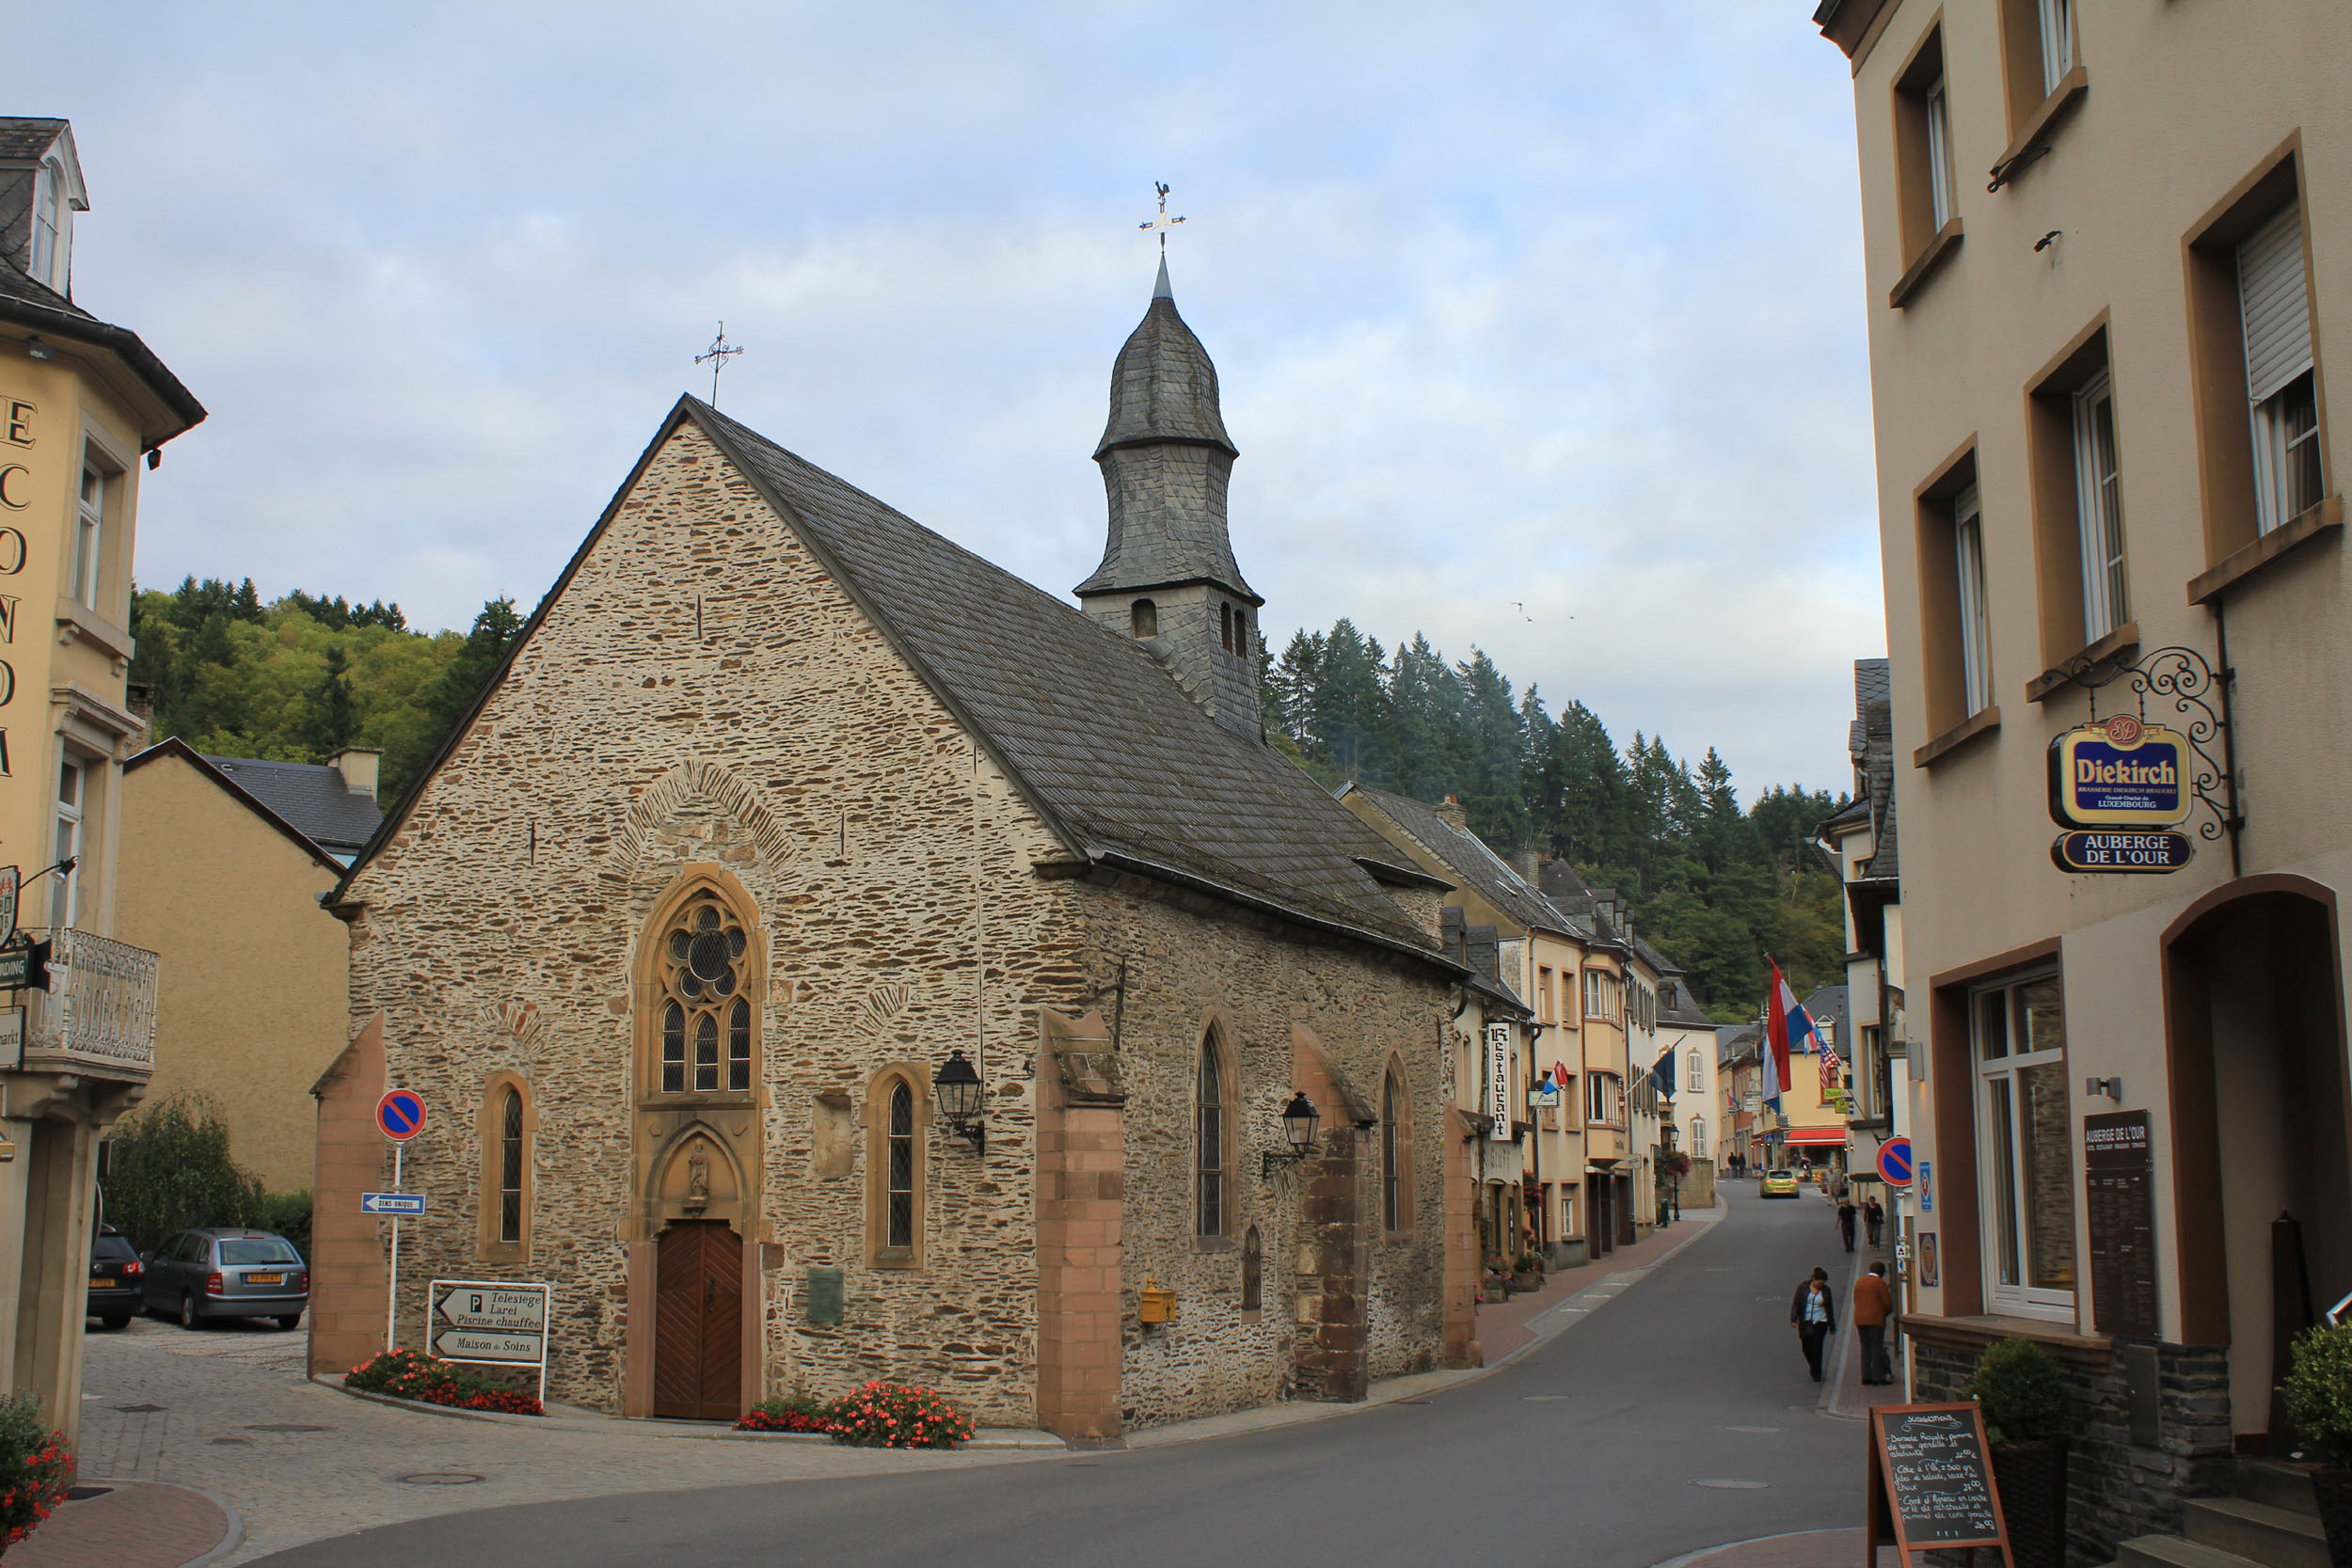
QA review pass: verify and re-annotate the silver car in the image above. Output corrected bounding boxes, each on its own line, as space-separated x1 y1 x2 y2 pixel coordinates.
140 1228 310 1330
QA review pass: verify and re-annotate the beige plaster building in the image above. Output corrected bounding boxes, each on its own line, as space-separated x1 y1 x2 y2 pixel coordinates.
115 740 373 1194
0 117 201 1448
1819 0 2352 1551
314 261 1472 1440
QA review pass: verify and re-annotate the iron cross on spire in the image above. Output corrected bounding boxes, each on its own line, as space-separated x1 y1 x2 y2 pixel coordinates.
1137 182 1185 250
695 321 743 407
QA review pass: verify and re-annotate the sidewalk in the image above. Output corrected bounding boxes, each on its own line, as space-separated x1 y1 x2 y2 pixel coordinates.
1657 1528 1902 1568
1825 1212 1901 1422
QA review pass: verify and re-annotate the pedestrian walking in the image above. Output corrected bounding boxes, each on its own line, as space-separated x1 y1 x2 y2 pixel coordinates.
1790 1267 1836 1382
1837 1194 1858 1253
1863 1194 1884 1247
1854 1260 1896 1386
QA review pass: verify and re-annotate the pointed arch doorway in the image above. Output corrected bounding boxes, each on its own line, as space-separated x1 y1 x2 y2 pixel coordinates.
654 1220 742 1420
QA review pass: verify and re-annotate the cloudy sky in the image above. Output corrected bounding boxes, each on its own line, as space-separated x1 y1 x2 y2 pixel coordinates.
12 2 1883 798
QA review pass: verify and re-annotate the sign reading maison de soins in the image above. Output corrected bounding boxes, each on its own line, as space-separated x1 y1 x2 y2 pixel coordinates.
2047 714 2193 874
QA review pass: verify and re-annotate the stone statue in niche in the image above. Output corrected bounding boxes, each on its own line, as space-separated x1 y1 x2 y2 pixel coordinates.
684 1142 710 1213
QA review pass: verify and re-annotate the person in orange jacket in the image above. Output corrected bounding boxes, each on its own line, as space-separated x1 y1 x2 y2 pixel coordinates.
1853 1259 1897 1386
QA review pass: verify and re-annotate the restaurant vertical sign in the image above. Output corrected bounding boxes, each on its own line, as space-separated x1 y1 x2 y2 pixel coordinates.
0 394 30 782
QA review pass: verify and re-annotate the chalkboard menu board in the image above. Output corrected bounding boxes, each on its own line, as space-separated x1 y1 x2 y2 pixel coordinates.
1868 1403 2012 1565
2085 1111 2158 1338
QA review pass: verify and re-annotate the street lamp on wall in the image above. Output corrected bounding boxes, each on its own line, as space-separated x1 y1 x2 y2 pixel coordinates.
933 1049 985 1156
1261 1091 1321 1179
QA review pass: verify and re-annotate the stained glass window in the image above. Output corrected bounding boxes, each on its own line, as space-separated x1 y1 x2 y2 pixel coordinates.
656 893 753 1096
499 1087 524 1243
887 1081 914 1249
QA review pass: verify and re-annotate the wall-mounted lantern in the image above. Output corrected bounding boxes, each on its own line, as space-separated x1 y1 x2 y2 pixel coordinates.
1261 1091 1322 1178
934 1048 986 1155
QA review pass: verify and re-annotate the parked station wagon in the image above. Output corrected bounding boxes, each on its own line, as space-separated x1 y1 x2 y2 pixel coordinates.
141 1228 310 1330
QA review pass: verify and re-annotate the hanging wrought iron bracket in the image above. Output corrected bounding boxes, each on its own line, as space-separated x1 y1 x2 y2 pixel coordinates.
2068 643 2244 874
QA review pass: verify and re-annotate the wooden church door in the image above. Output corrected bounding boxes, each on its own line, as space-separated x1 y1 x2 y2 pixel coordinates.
654 1221 742 1420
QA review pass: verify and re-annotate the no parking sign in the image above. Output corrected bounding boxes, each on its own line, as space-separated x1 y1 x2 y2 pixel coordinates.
1877 1136 1914 1188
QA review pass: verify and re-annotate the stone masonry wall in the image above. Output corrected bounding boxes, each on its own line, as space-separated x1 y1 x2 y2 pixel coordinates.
1079 880 1452 1429
340 424 1079 1424
1912 1336 2234 1566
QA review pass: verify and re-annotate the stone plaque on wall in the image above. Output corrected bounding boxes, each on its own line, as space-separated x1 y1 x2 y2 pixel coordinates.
2085 1110 2158 1338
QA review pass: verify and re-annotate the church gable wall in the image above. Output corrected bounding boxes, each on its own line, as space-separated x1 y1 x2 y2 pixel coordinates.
340 422 1078 1423
1073 882 1450 1429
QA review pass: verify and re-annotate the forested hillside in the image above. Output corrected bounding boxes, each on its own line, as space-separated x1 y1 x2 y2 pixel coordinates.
1265 621 1850 1018
127 578 523 811
125 581 1848 1017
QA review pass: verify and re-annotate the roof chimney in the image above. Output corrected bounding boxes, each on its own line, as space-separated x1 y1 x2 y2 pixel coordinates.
328 746 381 800
1511 848 1539 885
1436 794 1468 831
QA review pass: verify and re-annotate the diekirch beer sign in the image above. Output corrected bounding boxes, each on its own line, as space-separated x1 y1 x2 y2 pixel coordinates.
2048 714 2193 874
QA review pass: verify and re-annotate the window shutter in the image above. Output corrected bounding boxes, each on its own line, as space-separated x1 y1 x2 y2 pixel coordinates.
2239 202 2312 403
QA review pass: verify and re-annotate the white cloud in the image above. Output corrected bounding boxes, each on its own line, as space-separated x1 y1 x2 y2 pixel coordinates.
12 0 1883 797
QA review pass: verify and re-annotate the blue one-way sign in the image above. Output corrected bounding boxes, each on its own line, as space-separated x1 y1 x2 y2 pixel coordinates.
361 1192 427 1216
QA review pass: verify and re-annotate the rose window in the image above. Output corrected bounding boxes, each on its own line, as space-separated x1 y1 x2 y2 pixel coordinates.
660 895 752 1093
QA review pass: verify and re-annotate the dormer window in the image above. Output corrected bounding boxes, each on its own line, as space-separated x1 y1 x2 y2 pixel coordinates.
1131 598 1157 638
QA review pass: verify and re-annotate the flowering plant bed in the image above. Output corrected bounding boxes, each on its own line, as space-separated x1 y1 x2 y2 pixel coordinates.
739 1382 972 1448
735 1394 836 1434
0 1393 72 1553
345 1349 545 1417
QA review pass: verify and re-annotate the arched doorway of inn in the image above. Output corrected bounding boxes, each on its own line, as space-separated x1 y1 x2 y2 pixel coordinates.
626 869 767 1421
2165 877 2352 1452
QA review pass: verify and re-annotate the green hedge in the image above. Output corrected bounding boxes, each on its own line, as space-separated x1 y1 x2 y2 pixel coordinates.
100 1095 309 1258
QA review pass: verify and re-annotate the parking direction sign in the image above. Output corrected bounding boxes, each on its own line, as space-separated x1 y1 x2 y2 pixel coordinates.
429 1279 551 1398
1878 1136 1915 1188
376 1089 427 1142
360 1192 426 1216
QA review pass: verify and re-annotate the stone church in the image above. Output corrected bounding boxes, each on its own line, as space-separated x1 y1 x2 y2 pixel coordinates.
311 259 1475 1441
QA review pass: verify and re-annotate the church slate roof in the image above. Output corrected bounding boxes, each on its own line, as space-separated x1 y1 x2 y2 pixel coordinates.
1092 273 1236 460
1341 784 1578 941
199 752 384 859
684 401 1443 960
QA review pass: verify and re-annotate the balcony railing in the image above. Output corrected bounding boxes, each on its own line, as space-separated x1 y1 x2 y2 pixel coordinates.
17 928 159 1079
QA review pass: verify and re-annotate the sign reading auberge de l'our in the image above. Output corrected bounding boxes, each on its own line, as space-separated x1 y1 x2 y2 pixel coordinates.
2047 713 2192 830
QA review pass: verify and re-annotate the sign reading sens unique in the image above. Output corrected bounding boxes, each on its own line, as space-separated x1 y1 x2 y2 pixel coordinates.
2048 714 2192 830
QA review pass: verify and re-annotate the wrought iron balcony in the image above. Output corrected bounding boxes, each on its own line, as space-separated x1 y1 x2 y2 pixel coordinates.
16 928 159 1080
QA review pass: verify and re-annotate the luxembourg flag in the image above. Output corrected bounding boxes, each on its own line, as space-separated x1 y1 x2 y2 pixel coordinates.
1763 958 1819 1111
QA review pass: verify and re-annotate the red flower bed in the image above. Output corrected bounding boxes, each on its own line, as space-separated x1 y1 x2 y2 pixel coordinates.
345 1349 545 1417
0 1394 72 1552
733 1383 973 1448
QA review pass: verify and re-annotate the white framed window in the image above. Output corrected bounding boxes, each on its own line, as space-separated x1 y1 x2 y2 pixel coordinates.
74 462 104 610
52 756 85 931
1925 75 1955 230
1686 1049 1703 1096
1954 485 1994 717
2036 0 2074 94
1688 1117 1707 1157
2072 372 2127 641
29 159 67 293
1972 971 2075 1319
2240 203 2320 535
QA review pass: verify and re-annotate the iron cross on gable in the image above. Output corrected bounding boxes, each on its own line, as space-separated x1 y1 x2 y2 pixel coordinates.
1138 182 1185 249
695 322 743 407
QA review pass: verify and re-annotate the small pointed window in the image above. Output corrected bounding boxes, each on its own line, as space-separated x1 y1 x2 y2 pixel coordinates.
887 1080 915 1250
1241 1225 1263 1311
1381 1069 1402 1232
499 1087 525 1243
1219 601 1233 653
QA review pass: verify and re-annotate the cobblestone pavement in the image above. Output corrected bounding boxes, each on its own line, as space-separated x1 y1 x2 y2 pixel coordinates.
71 1316 1054 1566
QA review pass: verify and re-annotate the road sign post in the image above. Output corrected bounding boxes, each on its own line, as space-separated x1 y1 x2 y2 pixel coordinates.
428 1280 552 1404
1877 1136 1914 1188
374 1092 428 1352
360 1193 427 1216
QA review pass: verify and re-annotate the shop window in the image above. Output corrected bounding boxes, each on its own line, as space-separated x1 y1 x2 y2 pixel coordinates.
1972 972 2075 1318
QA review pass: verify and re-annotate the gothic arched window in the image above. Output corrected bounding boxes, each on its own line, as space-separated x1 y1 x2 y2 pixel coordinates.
886 1080 915 1250
657 892 752 1094
500 1086 524 1243
1241 1225 1263 1311
1197 1034 1226 1238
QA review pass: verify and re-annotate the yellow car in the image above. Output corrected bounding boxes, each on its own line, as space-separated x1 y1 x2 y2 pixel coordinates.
1760 1171 1801 1198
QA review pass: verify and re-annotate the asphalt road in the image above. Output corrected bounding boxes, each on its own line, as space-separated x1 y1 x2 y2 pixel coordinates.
257 1184 1863 1568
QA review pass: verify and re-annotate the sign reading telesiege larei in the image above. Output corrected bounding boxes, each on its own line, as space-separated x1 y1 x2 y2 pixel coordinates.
2048 713 2192 830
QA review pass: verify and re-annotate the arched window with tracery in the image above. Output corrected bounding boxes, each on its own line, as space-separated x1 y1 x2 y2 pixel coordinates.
656 890 753 1095
1197 1034 1226 1238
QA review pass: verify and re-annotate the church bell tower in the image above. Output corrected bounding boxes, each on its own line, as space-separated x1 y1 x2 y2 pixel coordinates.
1074 256 1264 743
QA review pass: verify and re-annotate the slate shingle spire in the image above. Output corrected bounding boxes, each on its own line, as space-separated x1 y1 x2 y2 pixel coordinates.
1075 262 1264 743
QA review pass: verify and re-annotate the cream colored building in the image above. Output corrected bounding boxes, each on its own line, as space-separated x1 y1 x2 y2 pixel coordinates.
0 117 201 1447
1819 0 2350 1547
116 740 371 1193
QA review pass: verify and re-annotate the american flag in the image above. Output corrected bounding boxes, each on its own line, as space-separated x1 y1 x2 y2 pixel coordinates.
1818 1022 1843 1098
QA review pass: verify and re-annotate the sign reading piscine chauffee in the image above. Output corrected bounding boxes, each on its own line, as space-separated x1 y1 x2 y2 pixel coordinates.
2047 714 2192 830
